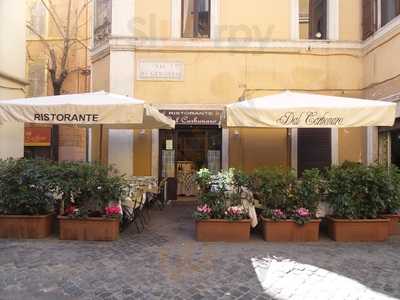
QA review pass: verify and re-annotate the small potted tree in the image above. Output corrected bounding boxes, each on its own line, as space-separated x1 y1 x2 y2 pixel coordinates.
194 168 251 242
377 165 400 235
256 168 322 242
326 163 390 242
0 159 54 239
57 162 125 241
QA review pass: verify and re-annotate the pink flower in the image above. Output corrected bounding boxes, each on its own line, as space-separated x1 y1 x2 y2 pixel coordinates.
295 207 310 218
197 204 212 215
225 206 245 216
272 209 286 219
105 205 121 217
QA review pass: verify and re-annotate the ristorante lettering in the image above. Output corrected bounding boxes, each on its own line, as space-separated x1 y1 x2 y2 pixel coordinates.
34 113 100 123
276 112 344 126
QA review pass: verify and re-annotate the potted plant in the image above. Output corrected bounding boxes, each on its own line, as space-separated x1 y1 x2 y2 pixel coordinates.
255 168 322 242
57 162 125 241
326 163 390 242
194 168 251 242
376 165 400 235
0 159 55 239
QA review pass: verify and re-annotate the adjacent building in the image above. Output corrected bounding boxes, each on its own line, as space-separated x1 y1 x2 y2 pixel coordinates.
90 0 400 199
25 0 91 161
0 0 28 159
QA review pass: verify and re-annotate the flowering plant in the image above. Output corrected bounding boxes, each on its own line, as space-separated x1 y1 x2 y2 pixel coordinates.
224 206 248 221
193 204 212 220
265 208 287 221
291 207 311 225
105 205 122 218
64 205 79 216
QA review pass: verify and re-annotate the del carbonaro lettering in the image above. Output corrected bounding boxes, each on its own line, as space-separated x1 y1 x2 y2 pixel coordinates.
276 112 344 126
33 113 100 123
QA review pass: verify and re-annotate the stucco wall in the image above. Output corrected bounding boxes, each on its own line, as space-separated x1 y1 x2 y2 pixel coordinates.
229 128 289 171
92 55 110 92
339 0 362 41
0 0 26 159
135 0 172 39
219 0 291 40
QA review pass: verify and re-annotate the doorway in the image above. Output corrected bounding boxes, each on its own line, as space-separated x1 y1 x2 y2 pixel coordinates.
298 128 332 176
159 126 222 200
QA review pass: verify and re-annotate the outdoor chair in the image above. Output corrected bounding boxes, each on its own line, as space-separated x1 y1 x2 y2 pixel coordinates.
121 186 146 233
151 178 168 210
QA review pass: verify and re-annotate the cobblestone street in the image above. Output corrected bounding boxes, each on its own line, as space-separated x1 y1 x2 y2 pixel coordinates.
0 204 399 300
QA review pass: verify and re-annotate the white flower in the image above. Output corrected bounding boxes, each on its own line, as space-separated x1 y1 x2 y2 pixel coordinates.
97 186 102 190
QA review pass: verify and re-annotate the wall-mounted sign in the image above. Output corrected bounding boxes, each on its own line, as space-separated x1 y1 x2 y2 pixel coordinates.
137 60 184 81
160 110 222 126
276 112 344 127
25 127 52 146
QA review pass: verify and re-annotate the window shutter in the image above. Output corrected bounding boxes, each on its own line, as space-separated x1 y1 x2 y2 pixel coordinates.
362 0 376 40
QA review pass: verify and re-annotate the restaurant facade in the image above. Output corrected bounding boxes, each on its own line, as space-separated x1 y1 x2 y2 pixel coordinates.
90 0 400 199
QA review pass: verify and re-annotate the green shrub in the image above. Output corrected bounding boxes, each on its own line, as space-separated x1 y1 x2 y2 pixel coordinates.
0 159 127 217
295 168 324 215
50 162 127 217
194 168 249 221
325 163 400 219
0 159 54 215
250 167 297 214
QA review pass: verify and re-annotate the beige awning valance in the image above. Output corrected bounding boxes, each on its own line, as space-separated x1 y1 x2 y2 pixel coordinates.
0 91 175 129
223 91 396 128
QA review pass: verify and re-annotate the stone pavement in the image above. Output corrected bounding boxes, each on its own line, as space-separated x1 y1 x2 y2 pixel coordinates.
0 204 400 300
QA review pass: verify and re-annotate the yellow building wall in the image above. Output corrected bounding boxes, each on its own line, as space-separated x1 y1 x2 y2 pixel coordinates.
92 55 110 92
363 27 400 99
134 48 363 104
339 128 364 163
229 128 289 172
133 130 153 176
339 0 362 41
135 0 172 39
219 0 291 40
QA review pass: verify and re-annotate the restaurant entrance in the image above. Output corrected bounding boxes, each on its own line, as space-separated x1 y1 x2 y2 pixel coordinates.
159 126 222 200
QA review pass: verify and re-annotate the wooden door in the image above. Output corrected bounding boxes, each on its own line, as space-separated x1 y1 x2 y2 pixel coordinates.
298 128 331 176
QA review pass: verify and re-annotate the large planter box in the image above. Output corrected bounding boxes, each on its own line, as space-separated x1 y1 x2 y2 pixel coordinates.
261 217 321 242
0 214 53 239
195 219 251 242
327 217 390 242
380 214 400 236
58 217 120 241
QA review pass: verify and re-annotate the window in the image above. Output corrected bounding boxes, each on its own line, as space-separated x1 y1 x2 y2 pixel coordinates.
94 0 112 46
28 63 46 97
182 0 210 38
299 0 327 39
381 0 400 26
363 0 400 40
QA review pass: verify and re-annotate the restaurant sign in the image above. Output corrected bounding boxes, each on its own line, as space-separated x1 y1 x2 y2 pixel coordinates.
276 112 344 127
160 110 222 126
25 127 52 146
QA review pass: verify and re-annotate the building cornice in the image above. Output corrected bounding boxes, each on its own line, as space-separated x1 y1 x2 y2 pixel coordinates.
0 70 29 86
90 21 400 59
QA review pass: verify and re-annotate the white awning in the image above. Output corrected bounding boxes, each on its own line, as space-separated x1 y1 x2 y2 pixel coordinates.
0 91 175 129
224 91 396 128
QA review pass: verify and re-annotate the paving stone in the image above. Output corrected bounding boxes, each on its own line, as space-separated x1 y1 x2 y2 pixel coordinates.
0 204 399 300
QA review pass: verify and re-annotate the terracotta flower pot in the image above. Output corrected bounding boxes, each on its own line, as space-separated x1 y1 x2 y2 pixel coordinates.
261 216 321 242
195 219 251 242
58 216 120 241
0 214 53 239
327 217 390 242
380 214 400 236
